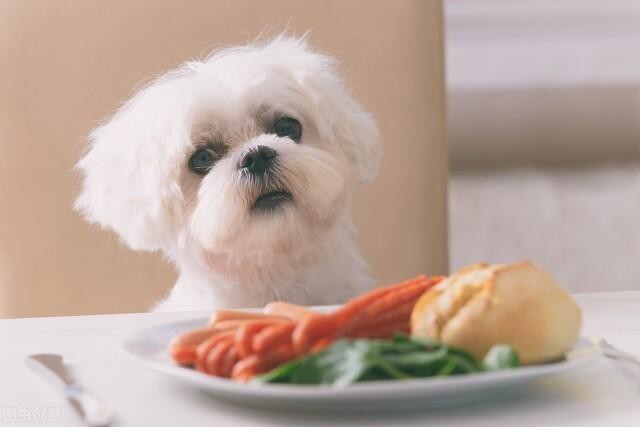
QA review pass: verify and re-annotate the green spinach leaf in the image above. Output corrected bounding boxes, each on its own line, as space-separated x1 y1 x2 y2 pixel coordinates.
254 335 520 386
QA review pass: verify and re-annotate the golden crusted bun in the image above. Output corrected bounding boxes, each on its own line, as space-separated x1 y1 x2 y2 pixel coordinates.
411 262 581 364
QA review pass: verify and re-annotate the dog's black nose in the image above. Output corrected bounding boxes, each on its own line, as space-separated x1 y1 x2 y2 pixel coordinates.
238 145 277 175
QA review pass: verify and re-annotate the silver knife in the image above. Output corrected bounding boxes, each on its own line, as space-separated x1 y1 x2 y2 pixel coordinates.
26 354 113 426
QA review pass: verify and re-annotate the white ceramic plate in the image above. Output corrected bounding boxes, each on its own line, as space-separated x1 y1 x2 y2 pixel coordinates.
122 317 600 411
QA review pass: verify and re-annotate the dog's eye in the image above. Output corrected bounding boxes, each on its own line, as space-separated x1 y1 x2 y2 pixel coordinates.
188 147 219 175
273 117 302 142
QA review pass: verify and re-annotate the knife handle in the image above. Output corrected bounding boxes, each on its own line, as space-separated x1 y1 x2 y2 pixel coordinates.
64 386 114 427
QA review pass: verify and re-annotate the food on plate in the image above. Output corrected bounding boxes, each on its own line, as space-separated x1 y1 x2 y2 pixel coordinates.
291 274 444 352
263 301 320 321
209 310 289 324
169 312 293 365
169 275 444 381
256 335 519 386
169 261 582 384
410 262 582 364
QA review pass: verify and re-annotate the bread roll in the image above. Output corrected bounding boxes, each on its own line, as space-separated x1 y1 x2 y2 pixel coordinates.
411 262 581 364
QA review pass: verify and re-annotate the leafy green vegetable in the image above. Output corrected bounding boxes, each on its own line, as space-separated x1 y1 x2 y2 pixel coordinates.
254 334 520 386
482 345 520 370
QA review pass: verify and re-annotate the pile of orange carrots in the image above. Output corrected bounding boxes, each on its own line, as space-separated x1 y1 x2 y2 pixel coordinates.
170 275 444 381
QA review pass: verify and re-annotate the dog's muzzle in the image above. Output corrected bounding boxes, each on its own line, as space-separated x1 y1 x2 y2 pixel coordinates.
240 145 293 212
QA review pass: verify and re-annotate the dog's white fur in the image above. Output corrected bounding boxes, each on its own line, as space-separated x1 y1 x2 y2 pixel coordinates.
75 36 381 311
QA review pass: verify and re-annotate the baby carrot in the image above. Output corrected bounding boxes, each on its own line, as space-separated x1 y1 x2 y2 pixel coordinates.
209 310 285 325
253 322 296 354
219 346 239 378
195 330 235 373
204 338 234 376
169 326 219 365
235 320 287 358
292 314 339 353
263 301 319 321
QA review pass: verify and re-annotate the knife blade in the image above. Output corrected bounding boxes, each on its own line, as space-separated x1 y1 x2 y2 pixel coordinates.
25 354 113 426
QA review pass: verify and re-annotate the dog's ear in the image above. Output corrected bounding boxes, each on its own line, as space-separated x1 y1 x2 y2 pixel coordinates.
74 77 188 251
323 91 381 184
272 36 381 184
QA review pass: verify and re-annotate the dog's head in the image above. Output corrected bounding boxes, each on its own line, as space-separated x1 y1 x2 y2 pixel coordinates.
75 36 380 278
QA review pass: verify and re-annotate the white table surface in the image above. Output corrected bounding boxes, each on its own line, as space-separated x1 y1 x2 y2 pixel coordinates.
1 291 639 427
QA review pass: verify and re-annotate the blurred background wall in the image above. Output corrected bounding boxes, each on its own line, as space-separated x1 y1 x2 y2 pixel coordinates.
446 0 640 291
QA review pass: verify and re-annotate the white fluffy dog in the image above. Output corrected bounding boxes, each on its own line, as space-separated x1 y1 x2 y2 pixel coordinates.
75 36 381 311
